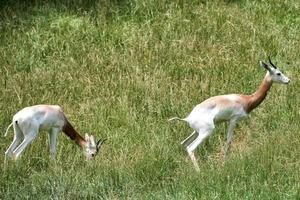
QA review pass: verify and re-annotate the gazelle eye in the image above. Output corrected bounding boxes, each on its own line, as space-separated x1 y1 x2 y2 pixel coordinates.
276 73 281 76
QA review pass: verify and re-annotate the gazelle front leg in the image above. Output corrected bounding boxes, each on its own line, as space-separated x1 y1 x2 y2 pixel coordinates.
224 119 238 155
49 128 60 158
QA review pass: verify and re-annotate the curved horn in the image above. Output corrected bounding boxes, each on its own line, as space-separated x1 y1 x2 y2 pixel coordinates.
268 56 277 69
96 138 107 149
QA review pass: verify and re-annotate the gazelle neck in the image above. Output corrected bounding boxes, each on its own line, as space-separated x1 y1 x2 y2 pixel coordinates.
245 73 273 113
62 119 87 148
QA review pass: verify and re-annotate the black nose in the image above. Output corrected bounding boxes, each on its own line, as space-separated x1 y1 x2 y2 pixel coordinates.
91 154 95 157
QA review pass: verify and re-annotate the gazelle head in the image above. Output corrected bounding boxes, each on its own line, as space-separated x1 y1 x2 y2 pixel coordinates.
84 133 106 160
260 57 290 84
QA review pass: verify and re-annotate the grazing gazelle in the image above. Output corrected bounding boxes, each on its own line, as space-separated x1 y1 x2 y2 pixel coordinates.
169 58 290 171
4 105 106 161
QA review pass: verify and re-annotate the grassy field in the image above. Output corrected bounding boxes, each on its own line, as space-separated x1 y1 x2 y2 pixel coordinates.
1 0 300 199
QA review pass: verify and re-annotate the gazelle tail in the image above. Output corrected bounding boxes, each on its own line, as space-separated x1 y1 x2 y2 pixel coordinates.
168 117 186 122
4 123 13 137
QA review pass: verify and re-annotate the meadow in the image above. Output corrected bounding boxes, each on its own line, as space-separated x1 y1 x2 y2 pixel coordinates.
0 0 300 199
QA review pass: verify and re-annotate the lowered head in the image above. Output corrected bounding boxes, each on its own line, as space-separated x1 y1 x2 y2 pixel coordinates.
84 133 106 160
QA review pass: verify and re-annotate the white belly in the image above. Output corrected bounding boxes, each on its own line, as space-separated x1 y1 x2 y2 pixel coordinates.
214 107 248 123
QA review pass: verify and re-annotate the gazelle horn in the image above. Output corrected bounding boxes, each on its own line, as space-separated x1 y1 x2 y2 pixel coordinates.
268 56 277 69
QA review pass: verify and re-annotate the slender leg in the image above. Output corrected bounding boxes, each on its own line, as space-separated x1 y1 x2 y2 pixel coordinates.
189 152 200 172
5 123 23 160
13 130 38 159
49 128 60 158
224 119 237 155
181 131 198 147
186 128 213 171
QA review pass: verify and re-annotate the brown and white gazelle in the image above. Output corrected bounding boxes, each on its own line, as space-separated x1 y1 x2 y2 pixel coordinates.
4 105 106 161
169 58 290 171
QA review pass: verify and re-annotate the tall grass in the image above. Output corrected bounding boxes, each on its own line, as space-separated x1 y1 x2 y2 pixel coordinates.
1 0 300 199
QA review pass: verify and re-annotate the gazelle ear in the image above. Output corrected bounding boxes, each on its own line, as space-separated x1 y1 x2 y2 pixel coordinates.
90 135 96 145
85 133 90 142
259 61 271 71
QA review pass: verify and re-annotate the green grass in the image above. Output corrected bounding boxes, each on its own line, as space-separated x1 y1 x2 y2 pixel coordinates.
1 0 300 199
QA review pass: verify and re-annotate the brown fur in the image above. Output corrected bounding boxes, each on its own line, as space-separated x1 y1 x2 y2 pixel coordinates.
197 74 273 114
241 76 273 113
62 119 86 148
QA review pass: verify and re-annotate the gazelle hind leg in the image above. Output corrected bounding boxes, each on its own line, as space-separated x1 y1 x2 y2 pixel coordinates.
188 151 200 172
186 122 214 171
5 123 23 159
13 128 38 159
186 131 211 171
181 130 198 147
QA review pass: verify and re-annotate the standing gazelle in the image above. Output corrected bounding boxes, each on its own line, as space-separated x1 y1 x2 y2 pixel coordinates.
4 105 106 161
169 58 290 171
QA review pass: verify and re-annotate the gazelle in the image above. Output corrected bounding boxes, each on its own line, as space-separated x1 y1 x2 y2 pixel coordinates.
169 57 290 171
4 105 106 161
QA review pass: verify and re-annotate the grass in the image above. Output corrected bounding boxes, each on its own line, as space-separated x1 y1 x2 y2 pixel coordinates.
0 0 300 199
